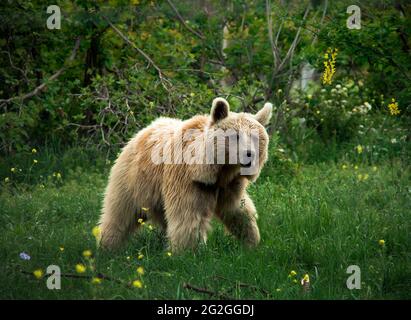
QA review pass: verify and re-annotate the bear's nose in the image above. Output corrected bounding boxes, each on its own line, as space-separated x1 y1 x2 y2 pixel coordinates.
246 150 254 158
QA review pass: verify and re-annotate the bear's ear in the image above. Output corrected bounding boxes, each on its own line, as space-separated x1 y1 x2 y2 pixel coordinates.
254 102 273 126
211 97 230 123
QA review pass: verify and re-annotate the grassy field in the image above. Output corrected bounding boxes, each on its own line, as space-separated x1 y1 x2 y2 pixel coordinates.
0 147 410 299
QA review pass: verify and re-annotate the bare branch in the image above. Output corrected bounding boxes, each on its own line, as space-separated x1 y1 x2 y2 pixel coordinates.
278 5 310 71
312 0 328 45
101 15 171 90
165 0 205 39
0 37 81 105
266 0 281 69
183 283 233 300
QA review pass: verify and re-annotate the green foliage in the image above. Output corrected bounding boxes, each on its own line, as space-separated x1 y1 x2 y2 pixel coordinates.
1 1 409 155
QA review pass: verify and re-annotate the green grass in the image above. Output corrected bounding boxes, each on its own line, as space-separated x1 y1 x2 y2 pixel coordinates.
0 151 410 299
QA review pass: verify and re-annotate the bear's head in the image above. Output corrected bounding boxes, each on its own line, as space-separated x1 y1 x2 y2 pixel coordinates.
207 97 273 181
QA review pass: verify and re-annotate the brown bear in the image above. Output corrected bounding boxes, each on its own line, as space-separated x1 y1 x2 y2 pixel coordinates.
98 97 272 252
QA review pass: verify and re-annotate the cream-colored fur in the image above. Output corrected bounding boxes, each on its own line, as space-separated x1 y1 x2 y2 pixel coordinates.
98 98 272 252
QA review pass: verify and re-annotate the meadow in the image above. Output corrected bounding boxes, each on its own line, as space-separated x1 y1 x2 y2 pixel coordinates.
1 143 409 299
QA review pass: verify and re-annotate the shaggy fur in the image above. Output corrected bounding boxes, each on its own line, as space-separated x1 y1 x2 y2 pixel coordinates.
98 97 273 252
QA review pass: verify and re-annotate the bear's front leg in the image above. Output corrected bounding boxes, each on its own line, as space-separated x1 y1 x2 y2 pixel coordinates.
216 180 260 247
163 181 217 252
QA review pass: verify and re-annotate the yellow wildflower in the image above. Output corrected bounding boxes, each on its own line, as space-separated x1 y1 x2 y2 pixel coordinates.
378 239 385 246
301 274 310 284
92 226 101 238
148 225 154 231
293 279 298 284
4 177 10 183
33 269 43 279
137 266 144 275
388 98 400 115
10 167 16 173
82 250 92 258
137 218 144 224
59 247 64 252
354 165 359 170
132 280 143 288
32 148 37 154
322 48 338 85
289 270 297 277
342 164 348 170
91 277 102 285
33 159 38 164
356 145 363 154
56 172 62 179
166 252 172 257
75 264 86 273
142 207 149 212
138 254 144 260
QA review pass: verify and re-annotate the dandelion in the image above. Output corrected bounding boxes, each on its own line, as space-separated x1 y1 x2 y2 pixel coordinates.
92 226 101 239
59 247 65 252
322 48 338 85
142 207 149 212
138 254 144 260
33 269 43 279
132 280 143 288
137 266 144 275
148 225 154 231
289 270 297 277
56 172 62 179
75 264 86 273
10 168 16 173
301 274 310 284
356 145 363 154
301 274 311 292
82 250 92 258
32 148 37 154
137 218 144 224
33 159 38 164
19 252 31 260
4 177 10 183
166 252 172 257
378 239 385 246
190 92 195 97
388 98 400 115
91 277 102 285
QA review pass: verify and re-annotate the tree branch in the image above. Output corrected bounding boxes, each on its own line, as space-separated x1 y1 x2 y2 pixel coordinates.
183 283 233 299
165 0 205 40
0 37 81 105
101 15 171 90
